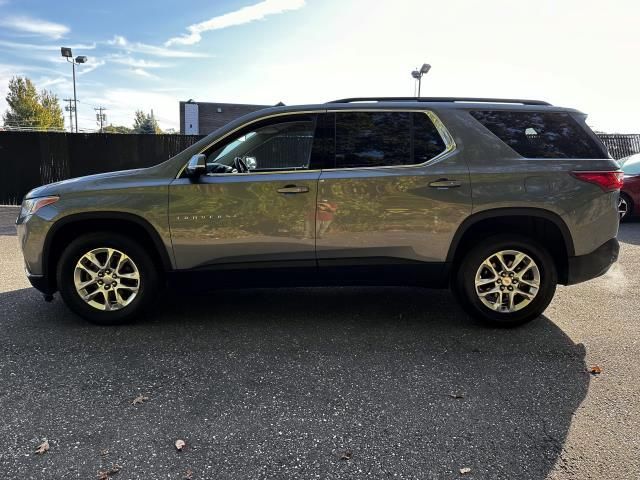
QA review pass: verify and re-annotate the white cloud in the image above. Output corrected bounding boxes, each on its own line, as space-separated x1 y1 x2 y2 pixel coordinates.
0 40 96 51
165 0 305 46
130 68 158 79
78 59 106 76
107 35 127 47
38 76 70 89
107 54 171 69
106 35 208 58
0 15 69 39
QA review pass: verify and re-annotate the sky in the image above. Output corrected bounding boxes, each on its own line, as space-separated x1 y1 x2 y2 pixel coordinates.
0 0 638 133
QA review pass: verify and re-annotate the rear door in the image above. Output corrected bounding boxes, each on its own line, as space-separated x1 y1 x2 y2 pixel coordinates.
315 110 471 281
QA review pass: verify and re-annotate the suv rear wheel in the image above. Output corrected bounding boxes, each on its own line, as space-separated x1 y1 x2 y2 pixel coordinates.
454 234 557 327
56 232 159 325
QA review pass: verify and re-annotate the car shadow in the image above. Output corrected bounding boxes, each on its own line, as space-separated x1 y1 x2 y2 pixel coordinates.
618 220 640 246
0 286 589 478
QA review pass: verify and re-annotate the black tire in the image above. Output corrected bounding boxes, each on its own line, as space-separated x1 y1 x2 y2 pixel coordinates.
619 192 633 222
56 232 159 325
453 234 557 327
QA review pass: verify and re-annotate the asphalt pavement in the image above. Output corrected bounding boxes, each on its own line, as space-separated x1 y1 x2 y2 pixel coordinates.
0 206 638 479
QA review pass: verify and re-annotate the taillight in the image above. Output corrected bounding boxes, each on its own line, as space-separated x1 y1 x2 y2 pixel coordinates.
571 171 624 192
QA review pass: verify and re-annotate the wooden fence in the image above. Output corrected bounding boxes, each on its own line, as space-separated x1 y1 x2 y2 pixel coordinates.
0 132 203 205
1 131 639 205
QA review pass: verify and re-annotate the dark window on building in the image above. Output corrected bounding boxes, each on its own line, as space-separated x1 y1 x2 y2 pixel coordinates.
334 112 446 168
470 111 607 159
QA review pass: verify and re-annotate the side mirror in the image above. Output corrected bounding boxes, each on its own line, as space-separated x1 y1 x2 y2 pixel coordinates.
245 156 257 170
185 154 206 177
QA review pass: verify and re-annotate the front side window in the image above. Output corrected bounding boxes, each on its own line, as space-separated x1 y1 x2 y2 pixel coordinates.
470 110 607 159
334 112 446 169
205 115 317 173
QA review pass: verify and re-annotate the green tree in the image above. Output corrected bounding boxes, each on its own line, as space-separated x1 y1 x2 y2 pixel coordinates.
132 110 161 134
38 90 64 130
103 124 132 134
2 76 64 130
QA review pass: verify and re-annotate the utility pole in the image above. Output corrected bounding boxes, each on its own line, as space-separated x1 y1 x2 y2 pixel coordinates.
63 98 75 132
95 106 107 132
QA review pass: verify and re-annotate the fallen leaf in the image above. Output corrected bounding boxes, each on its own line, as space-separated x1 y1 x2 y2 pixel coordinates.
450 393 465 399
340 450 353 461
460 467 472 475
588 365 603 375
184 469 193 480
35 440 49 455
175 439 186 451
132 395 149 405
97 464 121 480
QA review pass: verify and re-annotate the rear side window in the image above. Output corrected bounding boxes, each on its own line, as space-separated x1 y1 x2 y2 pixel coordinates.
470 111 607 159
334 112 446 168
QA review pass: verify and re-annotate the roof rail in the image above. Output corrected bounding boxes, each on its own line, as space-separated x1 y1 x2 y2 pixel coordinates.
327 97 552 106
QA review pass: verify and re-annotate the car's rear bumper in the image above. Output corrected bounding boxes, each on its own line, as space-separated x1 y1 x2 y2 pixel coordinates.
565 238 619 285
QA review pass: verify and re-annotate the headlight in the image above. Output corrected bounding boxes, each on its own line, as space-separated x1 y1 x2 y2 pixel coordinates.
20 196 59 219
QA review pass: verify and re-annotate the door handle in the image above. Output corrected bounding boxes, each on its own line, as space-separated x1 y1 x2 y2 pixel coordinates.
277 185 309 194
429 179 461 188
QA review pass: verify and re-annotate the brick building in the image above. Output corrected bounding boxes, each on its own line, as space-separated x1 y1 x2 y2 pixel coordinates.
179 100 269 135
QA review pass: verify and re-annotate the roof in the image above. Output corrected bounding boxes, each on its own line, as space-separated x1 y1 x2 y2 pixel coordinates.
326 96 552 106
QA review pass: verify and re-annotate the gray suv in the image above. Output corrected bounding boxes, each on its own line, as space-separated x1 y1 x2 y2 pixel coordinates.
16 97 621 326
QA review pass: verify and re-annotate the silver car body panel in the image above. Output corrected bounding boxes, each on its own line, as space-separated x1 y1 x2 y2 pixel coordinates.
16 100 620 285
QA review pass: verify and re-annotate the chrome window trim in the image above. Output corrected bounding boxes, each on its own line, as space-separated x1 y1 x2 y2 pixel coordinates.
175 109 456 178
175 110 321 179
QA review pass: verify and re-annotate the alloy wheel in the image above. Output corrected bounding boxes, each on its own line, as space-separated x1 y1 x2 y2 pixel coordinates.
73 247 141 311
618 195 629 220
474 250 541 313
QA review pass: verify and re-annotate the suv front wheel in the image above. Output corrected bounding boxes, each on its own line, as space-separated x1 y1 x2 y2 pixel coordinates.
454 234 557 327
56 232 159 325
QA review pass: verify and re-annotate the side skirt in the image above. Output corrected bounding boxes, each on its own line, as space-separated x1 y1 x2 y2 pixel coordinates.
166 260 450 293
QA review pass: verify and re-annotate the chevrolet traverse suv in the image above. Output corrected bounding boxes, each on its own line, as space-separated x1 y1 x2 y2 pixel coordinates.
16 97 621 326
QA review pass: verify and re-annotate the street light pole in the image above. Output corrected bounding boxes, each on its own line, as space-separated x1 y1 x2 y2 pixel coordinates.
61 48 87 133
71 60 77 133
410 63 431 98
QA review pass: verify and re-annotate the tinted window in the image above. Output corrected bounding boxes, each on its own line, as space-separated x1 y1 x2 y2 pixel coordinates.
470 111 607 159
413 112 448 163
334 112 445 168
206 116 316 171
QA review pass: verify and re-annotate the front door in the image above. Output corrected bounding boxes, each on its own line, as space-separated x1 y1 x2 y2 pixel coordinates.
169 113 322 271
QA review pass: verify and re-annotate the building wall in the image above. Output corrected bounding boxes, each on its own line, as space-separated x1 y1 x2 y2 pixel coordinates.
179 101 268 135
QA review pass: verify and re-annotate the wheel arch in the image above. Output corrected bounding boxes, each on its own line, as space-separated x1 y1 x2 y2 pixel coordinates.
447 208 575 284
43 212 172 292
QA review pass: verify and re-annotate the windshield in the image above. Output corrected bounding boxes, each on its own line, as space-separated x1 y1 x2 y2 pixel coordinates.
622 154 640 175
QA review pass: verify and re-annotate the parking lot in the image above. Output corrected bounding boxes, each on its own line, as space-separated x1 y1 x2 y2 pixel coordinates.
0 205 638 479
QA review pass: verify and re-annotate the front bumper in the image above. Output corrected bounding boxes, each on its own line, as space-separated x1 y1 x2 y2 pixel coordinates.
26 271 56 295
565 238 619 285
